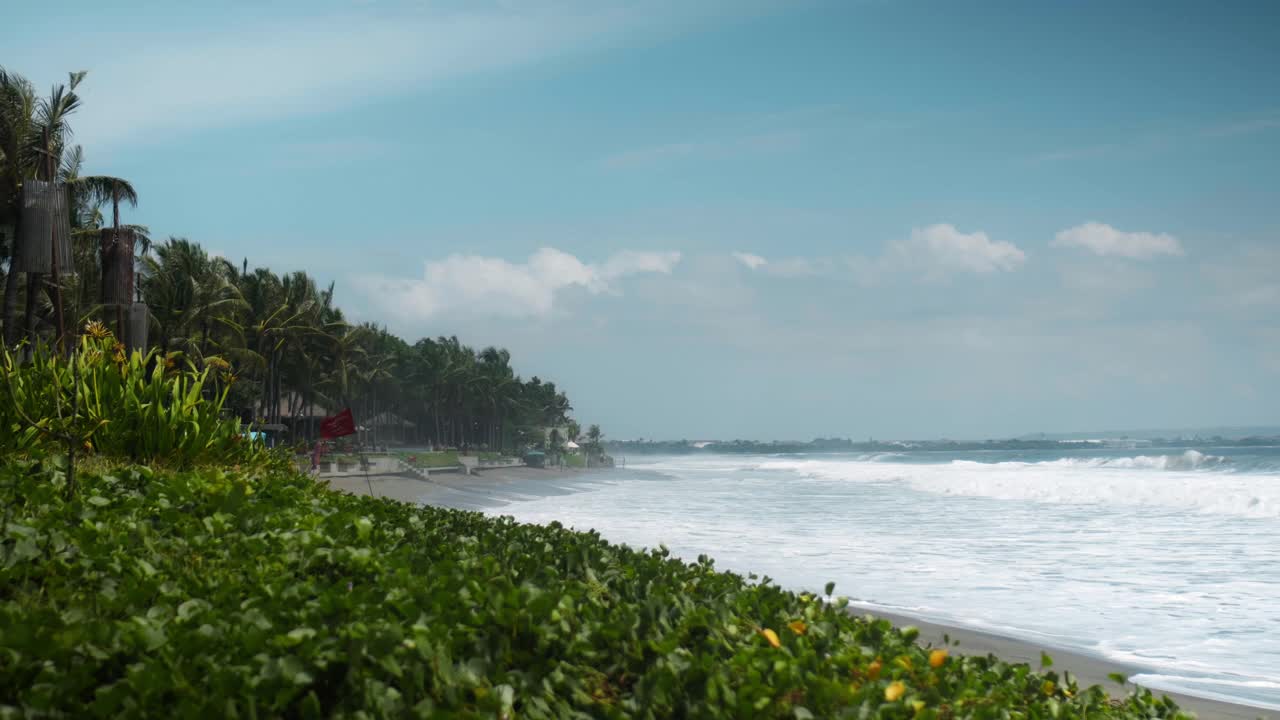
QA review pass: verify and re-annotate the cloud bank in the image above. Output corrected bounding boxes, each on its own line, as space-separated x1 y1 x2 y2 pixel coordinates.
355 247 680 321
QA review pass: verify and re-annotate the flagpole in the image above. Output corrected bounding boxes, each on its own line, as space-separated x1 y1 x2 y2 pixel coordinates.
362 457 375 498
361 433 375 498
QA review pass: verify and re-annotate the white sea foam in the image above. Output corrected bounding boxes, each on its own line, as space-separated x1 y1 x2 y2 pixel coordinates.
756 454 1280 518
994 450 1230 471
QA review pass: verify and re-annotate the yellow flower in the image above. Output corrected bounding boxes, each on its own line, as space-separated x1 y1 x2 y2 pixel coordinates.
1041 680 1056 696
894 655 913 671
788 620 807 635
884 681 906 702
759 628 781 648
83 320 111 339
205 357 231 371
929 648 948 668
866 660 882 680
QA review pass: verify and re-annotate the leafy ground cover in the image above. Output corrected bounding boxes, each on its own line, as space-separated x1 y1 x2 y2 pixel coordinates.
0 456 1191 718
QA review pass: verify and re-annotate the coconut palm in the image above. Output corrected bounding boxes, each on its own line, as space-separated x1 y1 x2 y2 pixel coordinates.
139 237 244 357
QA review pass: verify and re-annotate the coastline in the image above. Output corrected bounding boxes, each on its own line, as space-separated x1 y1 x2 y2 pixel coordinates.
323 465 1273 719
860 608 1272 720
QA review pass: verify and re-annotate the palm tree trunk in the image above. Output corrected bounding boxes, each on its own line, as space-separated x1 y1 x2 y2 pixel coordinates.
2 268 21 347
24 272 42 346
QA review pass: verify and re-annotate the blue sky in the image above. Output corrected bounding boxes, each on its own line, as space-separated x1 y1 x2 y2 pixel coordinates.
7 0 1279 440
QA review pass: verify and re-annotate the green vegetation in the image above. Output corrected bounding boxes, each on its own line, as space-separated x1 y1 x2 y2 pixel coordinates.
1 329 268 471
1 66 577 455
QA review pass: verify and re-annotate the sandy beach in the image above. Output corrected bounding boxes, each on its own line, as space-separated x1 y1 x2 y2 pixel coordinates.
321 463 1272 719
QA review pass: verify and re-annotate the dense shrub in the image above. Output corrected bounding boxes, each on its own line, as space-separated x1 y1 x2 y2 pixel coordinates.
1 326 271 468
0 458 1189 719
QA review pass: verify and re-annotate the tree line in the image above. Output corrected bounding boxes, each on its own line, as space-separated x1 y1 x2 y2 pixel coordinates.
1 67 575 452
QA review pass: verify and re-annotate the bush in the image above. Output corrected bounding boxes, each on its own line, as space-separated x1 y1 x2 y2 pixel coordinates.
1 327 271 469
0 457 1190 719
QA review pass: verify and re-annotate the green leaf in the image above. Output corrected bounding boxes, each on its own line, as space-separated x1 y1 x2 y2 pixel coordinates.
285 627 317 646
1040 651 1053 668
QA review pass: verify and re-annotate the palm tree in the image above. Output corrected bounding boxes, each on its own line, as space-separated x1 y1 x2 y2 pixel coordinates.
139 237 244 357
0 67 36 345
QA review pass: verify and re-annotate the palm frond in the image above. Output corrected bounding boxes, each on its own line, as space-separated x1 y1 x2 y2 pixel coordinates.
70 175 139 209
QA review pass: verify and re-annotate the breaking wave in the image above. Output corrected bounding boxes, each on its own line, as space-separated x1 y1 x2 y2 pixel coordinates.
965 450 1231 471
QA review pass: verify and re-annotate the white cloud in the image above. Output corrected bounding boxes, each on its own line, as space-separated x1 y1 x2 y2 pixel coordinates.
23 2 737 150
734 225 1023 285
730 252 828 277
1052 222 1184 259
732 252 768 270
354 247 680 321
885 224 1027 276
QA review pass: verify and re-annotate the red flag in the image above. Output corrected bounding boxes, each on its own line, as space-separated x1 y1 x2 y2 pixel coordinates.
320 408 356 439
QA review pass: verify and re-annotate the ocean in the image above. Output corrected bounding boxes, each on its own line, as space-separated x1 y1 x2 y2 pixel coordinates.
448 446 1280 710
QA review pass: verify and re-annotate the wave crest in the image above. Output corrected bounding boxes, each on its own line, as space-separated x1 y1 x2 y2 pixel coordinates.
952 450 1230 472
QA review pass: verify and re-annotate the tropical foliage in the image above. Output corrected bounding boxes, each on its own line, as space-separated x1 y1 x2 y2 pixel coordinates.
0 453 1190 718
134 240 575 450
0 67 146 347
1 66 580 453
0 325 270 470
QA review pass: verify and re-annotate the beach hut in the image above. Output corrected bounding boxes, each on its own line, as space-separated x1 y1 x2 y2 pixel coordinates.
564 440 580 450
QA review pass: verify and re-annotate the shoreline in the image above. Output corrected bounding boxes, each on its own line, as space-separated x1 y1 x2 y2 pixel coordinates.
322 466 1273 718
859 608 1273 720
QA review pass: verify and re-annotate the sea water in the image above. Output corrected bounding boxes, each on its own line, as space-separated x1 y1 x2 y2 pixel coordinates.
457 447 1280 710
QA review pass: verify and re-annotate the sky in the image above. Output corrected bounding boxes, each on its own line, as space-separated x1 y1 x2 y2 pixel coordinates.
6 0 1279 440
